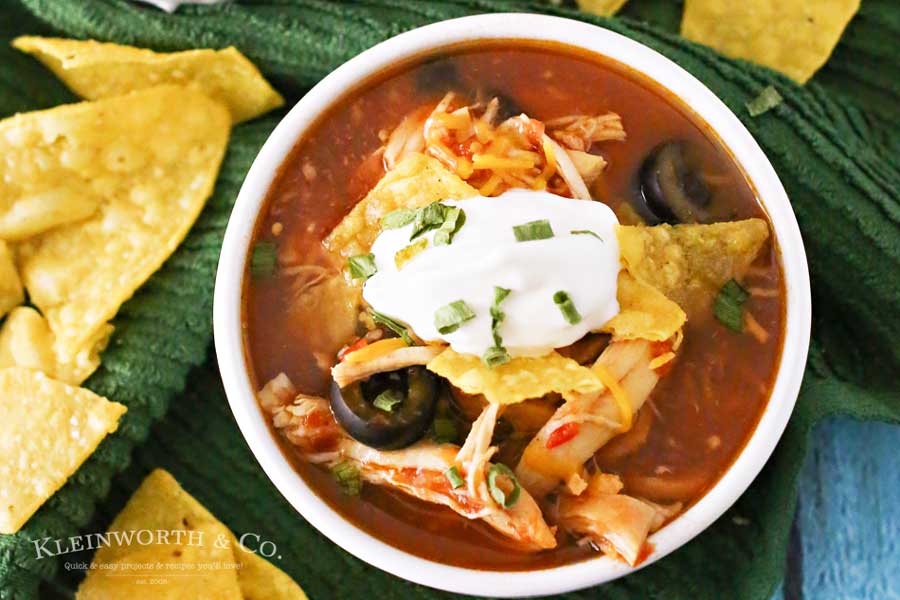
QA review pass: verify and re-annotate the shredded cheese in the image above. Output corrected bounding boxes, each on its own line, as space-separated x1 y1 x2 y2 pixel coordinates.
342 338 408 364
472 154 536 170
593 364 633 431
648 352 676 371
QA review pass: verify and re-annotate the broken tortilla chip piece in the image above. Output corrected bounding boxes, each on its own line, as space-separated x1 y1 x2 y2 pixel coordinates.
576 0 630 17
617 219 769 318
16 85 230 364
0 241 23 317
77 469 306 600
602 271 686 341
681 0 860 83
0 307 110 385
13 36 283 123
0 367 126 534
324 153 477 260
428 348 602 405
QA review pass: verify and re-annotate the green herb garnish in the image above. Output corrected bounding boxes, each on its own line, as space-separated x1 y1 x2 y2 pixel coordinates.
370 310 413 345
372 389 403 412
714 279 750 332
487 463 521 508
382 208 416 229
410 201 449 241
434 300 476 334
746 86 783 117
571 229 603 241
482 345 511 368
331 461 361 496
348 253 377 280
513 219 554 242
445 466 465 489
553 290 582 325
395 238 428 269
250 241 278 278
432 417 458 444
433 206 466 246
482 286 512 368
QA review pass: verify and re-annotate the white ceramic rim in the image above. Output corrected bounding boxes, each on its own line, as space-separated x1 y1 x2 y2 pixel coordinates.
214 13 811 598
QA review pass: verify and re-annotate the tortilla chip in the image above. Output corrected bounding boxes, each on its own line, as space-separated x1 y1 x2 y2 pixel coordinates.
0 367 126 534
576 0 630 17
235 546 309 600
0 307 109 385
617 219 769 318
16 85 230 363
428 348 602 405
78 469 305 600
13 37 283 123
324 153 477 259
602 271 686 341
0 241 23 317
681 0 860 83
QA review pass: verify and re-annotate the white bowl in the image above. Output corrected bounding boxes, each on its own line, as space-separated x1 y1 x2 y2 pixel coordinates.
214 13 811 597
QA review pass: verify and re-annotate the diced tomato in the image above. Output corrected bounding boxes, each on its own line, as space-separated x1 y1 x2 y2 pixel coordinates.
546 422 579 449
337 337 368 362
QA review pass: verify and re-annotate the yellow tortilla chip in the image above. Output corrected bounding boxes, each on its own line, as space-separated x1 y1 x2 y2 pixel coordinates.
78 469 304 600
324 153 477 259
0 367 126 533
576 0 630 17
16 85 230 363
681 0 860 83
617 219 769 318
13 37 283 123
428 348 602 405
0 241 23 317
602 271 686 341
0 307 109 385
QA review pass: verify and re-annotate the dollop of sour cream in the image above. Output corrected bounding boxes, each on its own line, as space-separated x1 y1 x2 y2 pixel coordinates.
363 190 621 358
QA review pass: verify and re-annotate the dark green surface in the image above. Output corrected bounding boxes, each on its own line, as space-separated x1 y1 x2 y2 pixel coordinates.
0 1 898 599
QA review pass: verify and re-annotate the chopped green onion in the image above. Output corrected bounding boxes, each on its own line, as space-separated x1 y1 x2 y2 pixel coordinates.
482 285 512 368
434 300 476 334
746 86 783 117
513 219 554 242
482 345 511 368
382 208 416 229
553 290 582 325
331 461 361 496
372 389 403 412
433 206 466 246
395 238 428 269
432 417 458 444
250 241 278 278
487 463 521 508
444 466 465 489
714 279 750 332
348 253 377 280
370 310 413 345
410 201 448 241
571 229 603 241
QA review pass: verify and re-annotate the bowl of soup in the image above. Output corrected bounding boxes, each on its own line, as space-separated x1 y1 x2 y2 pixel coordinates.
214 13 811 597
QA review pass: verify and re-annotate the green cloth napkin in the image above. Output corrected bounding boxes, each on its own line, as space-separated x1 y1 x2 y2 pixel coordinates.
1 1 898 599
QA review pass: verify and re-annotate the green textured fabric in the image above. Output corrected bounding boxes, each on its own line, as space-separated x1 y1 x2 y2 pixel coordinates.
1 1 898 599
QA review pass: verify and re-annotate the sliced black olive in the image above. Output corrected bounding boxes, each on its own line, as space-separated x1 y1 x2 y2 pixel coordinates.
636 142 711 224
330 366 438 450
415 57 461 93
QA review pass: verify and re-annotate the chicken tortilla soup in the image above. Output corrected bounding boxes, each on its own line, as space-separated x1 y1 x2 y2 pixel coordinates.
244 41 785 570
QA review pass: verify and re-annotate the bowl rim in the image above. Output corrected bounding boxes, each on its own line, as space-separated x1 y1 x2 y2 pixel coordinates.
214 13 811 597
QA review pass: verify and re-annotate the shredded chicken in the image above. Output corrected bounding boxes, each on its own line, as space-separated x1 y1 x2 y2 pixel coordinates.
559 472 680 566
565 149 607 186
260 376 556 550
546 113 626 152
542 135 591 199
331 345 444 388
516 337 678 499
